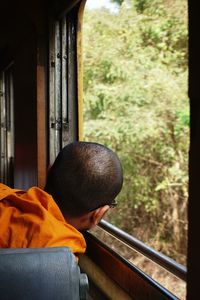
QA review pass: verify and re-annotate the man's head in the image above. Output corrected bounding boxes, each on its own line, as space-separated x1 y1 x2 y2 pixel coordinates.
45 141 123 230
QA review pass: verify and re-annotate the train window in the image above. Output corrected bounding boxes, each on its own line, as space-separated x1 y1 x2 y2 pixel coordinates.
83 0 188 298
0 64 14 186
48 9 79 165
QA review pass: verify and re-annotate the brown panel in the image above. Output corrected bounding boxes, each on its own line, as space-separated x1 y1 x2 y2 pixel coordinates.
14 32 38 189
85 233 177 300
37 35 47 189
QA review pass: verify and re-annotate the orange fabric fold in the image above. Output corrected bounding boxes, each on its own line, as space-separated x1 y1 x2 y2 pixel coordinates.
0 183 86 255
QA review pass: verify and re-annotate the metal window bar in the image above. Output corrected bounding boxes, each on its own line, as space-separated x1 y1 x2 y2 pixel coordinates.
0 72 6 182
5 68 14 186
49 13 78 164
49 20 57 165
0 67 14 185
61 17 69 147
99 219 187 282
54 20 62 155
67 12 78 143
49 18 66 163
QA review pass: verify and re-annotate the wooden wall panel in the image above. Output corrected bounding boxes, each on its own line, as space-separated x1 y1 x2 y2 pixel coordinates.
14 33 38 189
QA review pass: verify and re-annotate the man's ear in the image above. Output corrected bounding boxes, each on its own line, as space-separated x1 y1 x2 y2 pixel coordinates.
91 205 110 226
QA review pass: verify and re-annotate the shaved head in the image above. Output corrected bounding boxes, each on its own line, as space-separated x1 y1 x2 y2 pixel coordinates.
45 142 123 217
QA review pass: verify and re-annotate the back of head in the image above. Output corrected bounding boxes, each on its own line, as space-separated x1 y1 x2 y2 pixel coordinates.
45 141 123 217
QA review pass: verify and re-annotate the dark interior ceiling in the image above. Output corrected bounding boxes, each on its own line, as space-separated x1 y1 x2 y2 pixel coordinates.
0 0 81 68
0 0 47 67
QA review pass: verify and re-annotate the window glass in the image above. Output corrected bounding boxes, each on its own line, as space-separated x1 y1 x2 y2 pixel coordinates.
83 0 188 272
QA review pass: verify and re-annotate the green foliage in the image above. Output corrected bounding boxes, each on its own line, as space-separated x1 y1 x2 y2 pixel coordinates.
139 16 188 69
110 0 124 5
134 0 155 13
83 0 188 263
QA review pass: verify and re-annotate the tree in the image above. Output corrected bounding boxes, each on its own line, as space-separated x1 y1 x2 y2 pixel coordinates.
110 0 124 5
83 0 188 263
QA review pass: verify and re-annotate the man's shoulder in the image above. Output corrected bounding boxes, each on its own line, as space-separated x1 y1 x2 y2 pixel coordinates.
25 186 55 205
25 186 66 221
0 183 21 200
0 183 12 191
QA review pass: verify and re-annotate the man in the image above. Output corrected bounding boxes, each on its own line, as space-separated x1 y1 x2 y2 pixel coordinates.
0 142 123 258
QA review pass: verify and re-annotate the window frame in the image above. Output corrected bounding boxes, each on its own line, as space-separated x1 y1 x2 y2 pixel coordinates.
48 1 187 298
0 63 14 186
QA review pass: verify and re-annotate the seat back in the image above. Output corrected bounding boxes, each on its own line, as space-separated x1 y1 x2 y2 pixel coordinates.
0 247 88 300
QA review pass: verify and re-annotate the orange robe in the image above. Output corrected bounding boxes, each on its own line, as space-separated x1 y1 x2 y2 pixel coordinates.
0 183 86 256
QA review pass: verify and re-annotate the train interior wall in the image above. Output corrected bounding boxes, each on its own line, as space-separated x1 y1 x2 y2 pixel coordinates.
0 0 47 189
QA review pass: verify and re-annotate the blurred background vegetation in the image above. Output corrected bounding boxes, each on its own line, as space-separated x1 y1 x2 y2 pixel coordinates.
83 0 188 265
